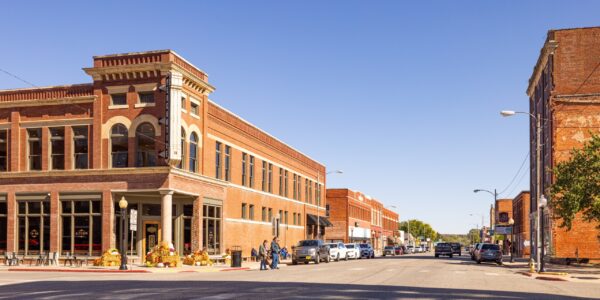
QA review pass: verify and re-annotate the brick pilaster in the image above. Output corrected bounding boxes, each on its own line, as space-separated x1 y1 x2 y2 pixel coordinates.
41 127 49 170
6 192 16 252
9 112 20 172
49 191 60 252
192 195 203 251
64 126 73 170
102 190 114 250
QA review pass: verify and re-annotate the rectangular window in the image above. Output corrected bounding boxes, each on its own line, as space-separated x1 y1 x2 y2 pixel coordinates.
268 163 273 193
138 92 155 104
17 200 50 255
284 170 289 198
249 156 255 188
261 161 267 192
61 199 102 256
316 184 321 206
279 168 283 196
27 128 42 171
268 208 273 222
190 102 199 115
0 130 7 171
224 145 231 181
293 213 297 225
293 174 297 200
73 126 88 169
215 142 222 179
249 204 254 220
309 181 313 204
284 211 288 224
279 210 283 222
262 207 267 222
241 203 247 219
297 176 302 201
50 127 65 170
298 213 301 226
242 153 247 186
181 96 186 110
111 94 126 106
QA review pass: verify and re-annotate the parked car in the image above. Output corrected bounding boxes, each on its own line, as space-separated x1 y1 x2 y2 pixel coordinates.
344 243 361 259
406 246 414 254
434 242 453 258
450 243 462 256
359 243 375 259
326 242 348 261
394 245 405 255
471 243 483 260
383 246 396 256
292 239 330 265
474 243 503 265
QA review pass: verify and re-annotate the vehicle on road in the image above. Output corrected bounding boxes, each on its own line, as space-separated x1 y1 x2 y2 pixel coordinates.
450 243 462 256
434 242 453 258
383 246 395 256
344 243 361 259
474 243 503 265
292 239 330 265
359 243 375 259
394 245 405 255
406 246 414 254
471 243 483 260
326 242 349 261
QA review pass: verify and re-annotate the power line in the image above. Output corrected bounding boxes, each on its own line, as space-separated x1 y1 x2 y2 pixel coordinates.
497 151 530 197
0 68 37 88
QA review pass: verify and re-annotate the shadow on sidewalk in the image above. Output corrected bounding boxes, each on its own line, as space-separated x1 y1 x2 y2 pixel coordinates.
0 280 588 299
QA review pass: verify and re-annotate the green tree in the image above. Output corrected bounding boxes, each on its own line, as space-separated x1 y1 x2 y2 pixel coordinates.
549 134 600 233
467 228 481 244
399 219 438 241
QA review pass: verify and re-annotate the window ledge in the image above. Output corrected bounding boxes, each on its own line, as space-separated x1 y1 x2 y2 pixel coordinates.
182 109 187 113
190 113 200 120
135 103 156 108
108 105 129 110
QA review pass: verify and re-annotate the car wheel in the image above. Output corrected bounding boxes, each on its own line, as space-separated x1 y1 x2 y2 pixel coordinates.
336 254 340 262
497 261 503 265
326 255 330 263
476 260 482 264
371 253 375 259
345 254 348 261
435 254 439 258
315 257 320 264
292 260 298 265
304 261 309 264
449 254 453 258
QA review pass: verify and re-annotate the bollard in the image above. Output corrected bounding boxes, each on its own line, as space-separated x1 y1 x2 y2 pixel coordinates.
529 258 536 273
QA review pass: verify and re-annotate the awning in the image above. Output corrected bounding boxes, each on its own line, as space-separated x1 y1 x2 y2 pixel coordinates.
306 214 333 227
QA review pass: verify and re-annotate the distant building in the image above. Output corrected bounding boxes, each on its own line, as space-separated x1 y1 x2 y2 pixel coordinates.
512 191 531 258
528 27 600 262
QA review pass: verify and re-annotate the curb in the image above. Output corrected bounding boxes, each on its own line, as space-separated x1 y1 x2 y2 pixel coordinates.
539 271 569 276
8 268 150 273
536 276 568 282
518 272 534 277
220 267 251 272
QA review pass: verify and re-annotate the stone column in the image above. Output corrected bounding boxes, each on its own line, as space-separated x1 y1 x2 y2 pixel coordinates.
160 190 174 244
191 195 203 251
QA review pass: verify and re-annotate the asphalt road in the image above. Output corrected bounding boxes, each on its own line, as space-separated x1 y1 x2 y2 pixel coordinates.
0 253 598 299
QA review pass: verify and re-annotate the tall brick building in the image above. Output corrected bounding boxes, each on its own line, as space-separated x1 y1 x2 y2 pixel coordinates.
528 27 600 262
0 50 328 261
325 188 399 253
512 191 531 258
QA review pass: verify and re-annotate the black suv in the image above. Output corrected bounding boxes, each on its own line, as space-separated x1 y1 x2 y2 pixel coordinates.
435 242 453 258
292 240 330 264
450 243 462 256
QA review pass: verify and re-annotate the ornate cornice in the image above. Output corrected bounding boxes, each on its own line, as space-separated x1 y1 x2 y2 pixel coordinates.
527 37 558 97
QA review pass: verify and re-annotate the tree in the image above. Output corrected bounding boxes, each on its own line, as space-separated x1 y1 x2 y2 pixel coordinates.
399 219 438 241
467 228 481 244
549 133 600 233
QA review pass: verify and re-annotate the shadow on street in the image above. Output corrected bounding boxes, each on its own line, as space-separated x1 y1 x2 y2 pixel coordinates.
0 280 588 299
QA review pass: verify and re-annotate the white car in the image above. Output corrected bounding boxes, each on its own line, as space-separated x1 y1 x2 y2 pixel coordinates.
344 243 360 259
326 242 348 261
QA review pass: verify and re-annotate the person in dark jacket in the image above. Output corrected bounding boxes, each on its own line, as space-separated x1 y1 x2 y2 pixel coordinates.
270 237 281 270
258 240 269 270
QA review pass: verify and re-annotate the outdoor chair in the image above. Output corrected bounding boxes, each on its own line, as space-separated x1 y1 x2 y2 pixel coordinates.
36 252 48 266
8 252 22 266
63 252 76 267
47 252 58 266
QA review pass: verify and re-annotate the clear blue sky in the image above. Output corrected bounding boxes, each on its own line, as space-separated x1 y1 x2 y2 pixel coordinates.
1 1 599 234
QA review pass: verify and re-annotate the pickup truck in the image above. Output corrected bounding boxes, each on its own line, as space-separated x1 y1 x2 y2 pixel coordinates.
434 242 453 258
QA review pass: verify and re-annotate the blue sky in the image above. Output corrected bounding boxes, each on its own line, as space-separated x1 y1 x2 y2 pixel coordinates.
1 1 599 234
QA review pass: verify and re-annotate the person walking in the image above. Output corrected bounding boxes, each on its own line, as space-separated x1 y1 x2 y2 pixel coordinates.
270 237 281 270
259 240 269 271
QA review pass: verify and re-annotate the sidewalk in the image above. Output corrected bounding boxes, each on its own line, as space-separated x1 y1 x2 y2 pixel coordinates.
502 257 600 283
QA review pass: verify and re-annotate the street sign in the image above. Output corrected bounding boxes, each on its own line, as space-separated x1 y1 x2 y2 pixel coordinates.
495 226 512 235
130 209 137 231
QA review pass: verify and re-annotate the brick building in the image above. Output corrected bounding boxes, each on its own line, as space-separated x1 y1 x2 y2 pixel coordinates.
528 27 600 262
512 191 531 258
0 50 328 261
325 188 399 253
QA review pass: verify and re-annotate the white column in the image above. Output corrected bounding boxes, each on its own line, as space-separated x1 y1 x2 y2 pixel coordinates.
160 190 174 244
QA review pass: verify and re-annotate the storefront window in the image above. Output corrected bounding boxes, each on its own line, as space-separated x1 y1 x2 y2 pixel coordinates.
0 130 7 172
0 199 6 253
61 199 102 255
17 200 50 255
203 204 221 255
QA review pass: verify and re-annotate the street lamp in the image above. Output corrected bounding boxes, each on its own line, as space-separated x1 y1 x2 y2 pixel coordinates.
316 170 343 240
501 109 543 272
539 195 547 272
509 218 515 263
118 196 128 271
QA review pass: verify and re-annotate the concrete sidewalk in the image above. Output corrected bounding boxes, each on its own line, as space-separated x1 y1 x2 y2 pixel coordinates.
502 257 600 283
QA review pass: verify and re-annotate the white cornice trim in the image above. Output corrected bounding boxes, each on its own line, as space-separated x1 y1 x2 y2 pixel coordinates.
225 217 304 229
0 96 96 108
229 183 325 211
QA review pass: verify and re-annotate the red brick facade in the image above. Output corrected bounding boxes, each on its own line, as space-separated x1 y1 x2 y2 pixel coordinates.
528 27 600 261
0 50 327 260
512 191 531 258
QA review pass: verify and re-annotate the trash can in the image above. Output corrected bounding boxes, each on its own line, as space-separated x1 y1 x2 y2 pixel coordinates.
231 246 242 268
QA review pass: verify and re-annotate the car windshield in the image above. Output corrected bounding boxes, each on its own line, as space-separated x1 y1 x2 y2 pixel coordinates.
385 246 394 249
327 244 338 248
359 244 369 248
436 243 450 247
345 244 354 249
482 244 500 250
297 240 318 247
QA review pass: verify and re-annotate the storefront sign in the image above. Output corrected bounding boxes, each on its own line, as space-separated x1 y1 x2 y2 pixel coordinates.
349 227 371 239
130 209 138 231
495 226 512 235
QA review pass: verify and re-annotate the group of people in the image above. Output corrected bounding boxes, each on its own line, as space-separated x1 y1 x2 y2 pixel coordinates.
258 237 283 271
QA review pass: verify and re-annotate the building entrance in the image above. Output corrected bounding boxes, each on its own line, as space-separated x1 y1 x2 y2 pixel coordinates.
142 221 161 261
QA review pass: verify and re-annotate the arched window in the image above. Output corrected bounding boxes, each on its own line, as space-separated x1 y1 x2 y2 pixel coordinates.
110 124 128 168
136 123 156 167
177 128 186 169
189 132 198 172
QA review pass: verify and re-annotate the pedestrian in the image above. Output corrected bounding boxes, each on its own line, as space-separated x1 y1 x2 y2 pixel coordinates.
270 237 281 270
259 240 269 271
